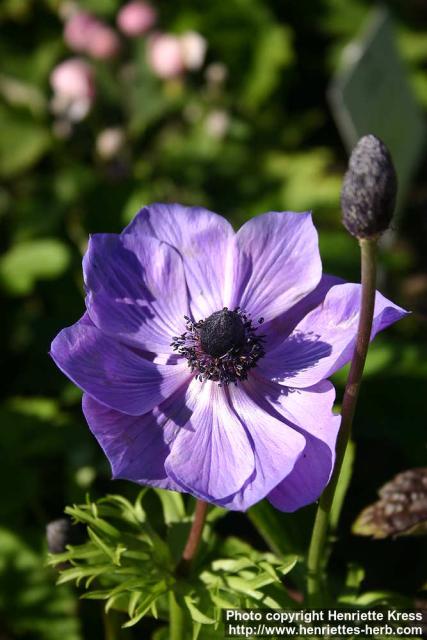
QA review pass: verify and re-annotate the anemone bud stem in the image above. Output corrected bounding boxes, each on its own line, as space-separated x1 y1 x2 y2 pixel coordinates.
306 237 378 605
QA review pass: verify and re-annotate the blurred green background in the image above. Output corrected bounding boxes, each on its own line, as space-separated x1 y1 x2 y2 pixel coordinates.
1 0 426 638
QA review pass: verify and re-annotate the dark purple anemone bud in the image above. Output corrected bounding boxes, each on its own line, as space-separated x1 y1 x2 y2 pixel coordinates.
341 134 397 239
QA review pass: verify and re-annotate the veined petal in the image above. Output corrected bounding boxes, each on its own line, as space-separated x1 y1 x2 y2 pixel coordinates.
50 316 190 415
165 380 255 502
225 383 306 510
247 376 340 511
123 203 235 319
82 390 192 490
262 274 343 351
258 282 408 388
231 211 322 323
83 233 189 354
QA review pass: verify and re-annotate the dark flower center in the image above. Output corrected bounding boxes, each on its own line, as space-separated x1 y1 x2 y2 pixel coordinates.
171 307 265 386
199 308 245 357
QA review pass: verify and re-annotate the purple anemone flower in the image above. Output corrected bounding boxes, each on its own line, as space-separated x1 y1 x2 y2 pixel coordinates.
50 204 406 511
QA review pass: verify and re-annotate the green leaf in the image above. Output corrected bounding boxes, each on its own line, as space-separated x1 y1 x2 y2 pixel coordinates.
277 556 299 576
122 583 170 628
56 564 111 586
247 500 303 556
184 597 216 625
0 105 51 177
211 558 255 573
0 239 71 295
224 576 263 600
192 621 203 640
345 563 365 590
243 25 294 109
341 590 413 607
65 505 121 539
206 506 227 523
155 489 186 524
209 592 236 609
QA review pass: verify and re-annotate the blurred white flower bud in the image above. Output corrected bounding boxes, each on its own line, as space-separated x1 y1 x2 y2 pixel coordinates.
180 31 207 71
205 62 227 86
96 127 126 160
205 109 230 139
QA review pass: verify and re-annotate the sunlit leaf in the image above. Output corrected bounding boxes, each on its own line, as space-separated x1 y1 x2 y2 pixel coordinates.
0 239 71 295
0 105 51 177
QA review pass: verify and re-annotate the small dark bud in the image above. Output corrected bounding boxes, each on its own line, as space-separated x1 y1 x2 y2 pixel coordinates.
200 308 245 357
46 517 73 554
341 134 397 239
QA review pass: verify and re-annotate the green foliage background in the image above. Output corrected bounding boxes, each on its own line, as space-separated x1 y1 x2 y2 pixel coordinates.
1 0 426 637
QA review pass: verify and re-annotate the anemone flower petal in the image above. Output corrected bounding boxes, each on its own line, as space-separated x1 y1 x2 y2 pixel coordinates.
261 274 343 351
165 380 255 503
244 376 340 511
123 203 235 319
83 233 189 354
258 282 408 388
223 383 307 510
50 315 190 415
231 211 322 323
82 389 193 490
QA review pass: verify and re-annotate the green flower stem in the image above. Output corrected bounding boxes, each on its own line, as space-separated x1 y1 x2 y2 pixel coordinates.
169 591 185 640
306 237 378 605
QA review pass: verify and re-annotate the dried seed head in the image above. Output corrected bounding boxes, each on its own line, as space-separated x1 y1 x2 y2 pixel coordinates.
341 134 397 239
353 468 427 539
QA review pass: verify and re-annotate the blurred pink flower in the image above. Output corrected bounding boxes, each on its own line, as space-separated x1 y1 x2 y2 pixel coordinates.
117 1 156 37
64 10 120 60
86 24 121 59
64 11 98 51
147 31 208 79
180 31 207 71
147 33 185 79
50 58 95 121
50 58 95 99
